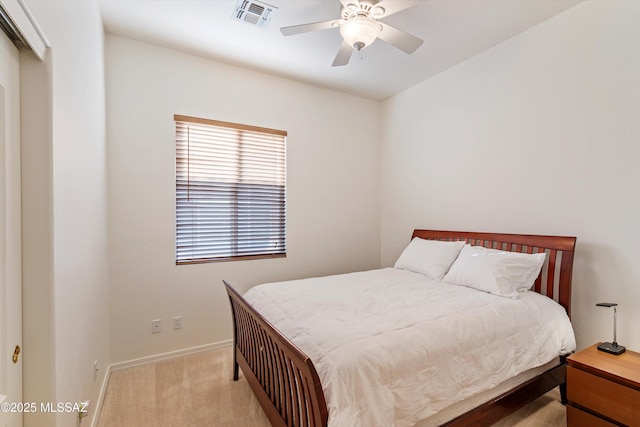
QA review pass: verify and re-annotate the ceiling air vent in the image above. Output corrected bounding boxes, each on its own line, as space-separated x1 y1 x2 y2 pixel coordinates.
233 0 277 29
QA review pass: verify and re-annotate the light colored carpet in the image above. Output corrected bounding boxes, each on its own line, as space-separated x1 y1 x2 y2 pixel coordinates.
97 347 566 427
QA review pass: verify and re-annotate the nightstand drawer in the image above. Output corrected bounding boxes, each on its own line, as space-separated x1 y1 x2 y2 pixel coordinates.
566 404 616 427
567 366 640 426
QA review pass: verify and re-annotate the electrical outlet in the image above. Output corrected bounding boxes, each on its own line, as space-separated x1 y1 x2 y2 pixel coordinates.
93 360 99 381
151 319 161 333
173 316 183 330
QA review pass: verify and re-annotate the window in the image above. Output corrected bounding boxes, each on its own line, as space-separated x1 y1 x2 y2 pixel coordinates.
175 115 286 264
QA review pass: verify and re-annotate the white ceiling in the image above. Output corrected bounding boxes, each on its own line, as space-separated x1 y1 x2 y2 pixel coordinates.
98 0 582 101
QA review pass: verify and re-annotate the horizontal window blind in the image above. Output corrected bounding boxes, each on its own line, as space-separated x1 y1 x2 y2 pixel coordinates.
175 115 286 264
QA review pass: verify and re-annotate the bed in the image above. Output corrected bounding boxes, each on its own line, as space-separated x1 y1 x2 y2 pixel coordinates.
223 229 577 427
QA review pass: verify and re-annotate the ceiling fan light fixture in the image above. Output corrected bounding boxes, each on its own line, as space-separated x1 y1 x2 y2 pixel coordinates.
339 16 381 51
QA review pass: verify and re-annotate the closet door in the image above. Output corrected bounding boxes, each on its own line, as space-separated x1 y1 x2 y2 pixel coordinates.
0 24 23 427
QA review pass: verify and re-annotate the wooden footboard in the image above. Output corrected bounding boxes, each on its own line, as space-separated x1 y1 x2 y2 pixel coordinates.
224 280 328 427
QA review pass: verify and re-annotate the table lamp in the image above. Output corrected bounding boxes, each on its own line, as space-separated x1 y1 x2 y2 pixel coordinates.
596 302 625 355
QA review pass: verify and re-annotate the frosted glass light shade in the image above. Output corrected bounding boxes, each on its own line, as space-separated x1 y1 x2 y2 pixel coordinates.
340 16 381 50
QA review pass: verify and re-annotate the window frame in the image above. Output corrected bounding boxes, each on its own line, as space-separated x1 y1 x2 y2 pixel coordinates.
175 114 287 265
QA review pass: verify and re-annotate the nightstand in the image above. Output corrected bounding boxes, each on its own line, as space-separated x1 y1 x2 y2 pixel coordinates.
566 343 640 426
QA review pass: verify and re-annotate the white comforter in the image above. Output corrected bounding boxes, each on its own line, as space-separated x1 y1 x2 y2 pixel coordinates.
243 268 576 427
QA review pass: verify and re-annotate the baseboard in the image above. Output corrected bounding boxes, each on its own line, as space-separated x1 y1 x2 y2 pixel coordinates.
109 340 233 372
90 363 111 427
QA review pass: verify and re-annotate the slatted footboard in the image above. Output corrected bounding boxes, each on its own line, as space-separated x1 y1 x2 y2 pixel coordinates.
224 280 328 427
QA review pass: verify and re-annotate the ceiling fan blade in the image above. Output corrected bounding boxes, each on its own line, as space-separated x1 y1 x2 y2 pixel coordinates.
280 20 340 36
378 22 423 54
374 0 420 18
332 41 353 66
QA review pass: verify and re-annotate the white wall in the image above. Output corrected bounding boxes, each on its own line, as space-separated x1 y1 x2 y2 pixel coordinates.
105 35 380 364
22 1 110 426
380 1 640 351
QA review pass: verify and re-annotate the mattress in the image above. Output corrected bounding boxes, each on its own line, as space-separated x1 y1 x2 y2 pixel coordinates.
243 268 576 427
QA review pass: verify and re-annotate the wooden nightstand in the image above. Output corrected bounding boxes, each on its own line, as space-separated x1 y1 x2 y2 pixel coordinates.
566 343 640 426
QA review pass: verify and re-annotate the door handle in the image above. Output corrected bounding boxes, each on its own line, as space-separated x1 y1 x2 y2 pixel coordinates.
12 345 20 364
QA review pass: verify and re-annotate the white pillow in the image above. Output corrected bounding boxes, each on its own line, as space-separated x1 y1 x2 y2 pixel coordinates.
394 238 466 281
442 245 546 298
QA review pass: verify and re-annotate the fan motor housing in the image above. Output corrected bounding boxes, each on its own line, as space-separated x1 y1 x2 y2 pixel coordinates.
342 1 385 20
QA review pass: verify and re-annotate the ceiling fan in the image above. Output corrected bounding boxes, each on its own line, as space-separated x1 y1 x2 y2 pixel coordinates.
280 0 424 67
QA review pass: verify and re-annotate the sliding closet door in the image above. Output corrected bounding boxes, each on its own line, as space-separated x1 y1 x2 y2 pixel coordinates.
0 25 22 427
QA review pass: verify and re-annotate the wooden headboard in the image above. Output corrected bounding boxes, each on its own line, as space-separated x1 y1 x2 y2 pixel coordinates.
412 230 577 317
